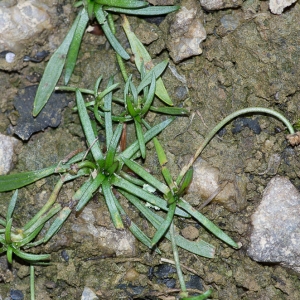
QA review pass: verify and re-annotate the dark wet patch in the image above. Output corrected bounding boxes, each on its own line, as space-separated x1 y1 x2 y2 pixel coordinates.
13 85 73 140
232 117 261 135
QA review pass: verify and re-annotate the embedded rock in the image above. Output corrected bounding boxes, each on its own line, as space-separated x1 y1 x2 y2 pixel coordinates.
0 133 20 175
0 0 52 70
248 176 300 274
200 0 243 11
186 158 247 212
166 0 206 63
269 0 297 14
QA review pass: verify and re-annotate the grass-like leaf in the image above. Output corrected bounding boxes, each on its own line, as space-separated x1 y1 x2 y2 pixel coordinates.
12 248 50 262
119 190 215 258
102 179 124 229
64 8 89 85
122 15 173 105
94 4 130 60
76 172 106 211
6 190 18 221
105 5 180 15
178 198 239 248
76 89 103 162
134 118 146 159
33 11 82 116
96 0 148 8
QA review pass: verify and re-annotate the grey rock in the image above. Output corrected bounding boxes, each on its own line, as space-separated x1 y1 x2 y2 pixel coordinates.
166 0 206 63
200 0 243 11
0 133 19 175
248 176 300 274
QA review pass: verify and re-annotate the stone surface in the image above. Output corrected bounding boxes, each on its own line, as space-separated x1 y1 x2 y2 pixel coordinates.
72 207 136 257
166 0 206 63
269 0 297 14
0 0 52 70
186 158 247 212
248 176 300 274
0 133 19 175
200 0 243 11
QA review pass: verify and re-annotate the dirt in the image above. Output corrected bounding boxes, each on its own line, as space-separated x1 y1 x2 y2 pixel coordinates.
1 0 300 299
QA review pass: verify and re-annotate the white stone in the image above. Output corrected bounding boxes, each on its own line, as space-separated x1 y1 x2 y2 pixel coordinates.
269 0 297 14
0 0 51 52
0 133 19 175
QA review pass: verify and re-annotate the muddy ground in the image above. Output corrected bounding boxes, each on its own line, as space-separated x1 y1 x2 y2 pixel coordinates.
1 0 300 299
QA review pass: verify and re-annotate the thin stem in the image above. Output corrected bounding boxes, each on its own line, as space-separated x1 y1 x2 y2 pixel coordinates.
107 13 128 81
169 221 188 297
30 265 35 300
176 107 295 185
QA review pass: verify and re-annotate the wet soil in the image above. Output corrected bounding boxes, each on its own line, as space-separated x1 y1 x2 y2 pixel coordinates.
1 0 300 299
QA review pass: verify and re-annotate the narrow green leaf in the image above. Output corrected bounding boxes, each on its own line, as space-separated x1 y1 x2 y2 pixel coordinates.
177 167 193 196
103 77 115 146
43 207 71 243
33 11 82 116
105 5 180 15
0 166 56 192
119 117 174 160
96 0 147 8
102 179 124 229
153 138 167 166
119 190 214 258
134 118 146 159
94 4 130 60
122 15 173 105
137 59 168 94
12 248 50 262
140 73 156 115
126 96 137 117
94 76 103 97
178 199 239 248
76 172 106 211
104 124 123 170
76 89 103 161
64 9 89 85
7 246 13 264
16 224 44 247
5 218 13 244
151 201 176 246
150 106 189 115
112 175 189 217
121 157 169 194
6 190 18 221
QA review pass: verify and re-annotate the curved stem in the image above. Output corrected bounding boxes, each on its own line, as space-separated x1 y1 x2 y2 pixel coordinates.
176 107 294 185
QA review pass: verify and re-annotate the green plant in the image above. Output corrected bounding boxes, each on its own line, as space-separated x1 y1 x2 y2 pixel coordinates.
33 1 179 116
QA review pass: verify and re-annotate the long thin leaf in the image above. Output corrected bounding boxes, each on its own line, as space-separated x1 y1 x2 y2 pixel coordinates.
134 118 146 159
76 89 103 162
33 11 82 116
96 0 147 8
151 201 176 246
94 4 130 60
118 117 174 160
64 9 89 85
178 199 239 248
122 15 173 105
105 5 180 15
6 190 18 221
102 179 124 229
140 73 156 115
76 172 106 211
103 77 115 146
119 190 215 258
12 248 50 262
112 175 189 218
121 157 169 194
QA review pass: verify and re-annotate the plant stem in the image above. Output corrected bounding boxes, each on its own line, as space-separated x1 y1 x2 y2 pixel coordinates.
107 13 128 81
30 265 35 300
176 107 295 185
169 221 188 298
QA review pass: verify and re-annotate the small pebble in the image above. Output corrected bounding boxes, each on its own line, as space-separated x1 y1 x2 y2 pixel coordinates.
10 289 24 300
5 52 15 63
181 225 199 240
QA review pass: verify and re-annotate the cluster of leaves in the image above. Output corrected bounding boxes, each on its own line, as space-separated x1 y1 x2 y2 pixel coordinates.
0 1 252 299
